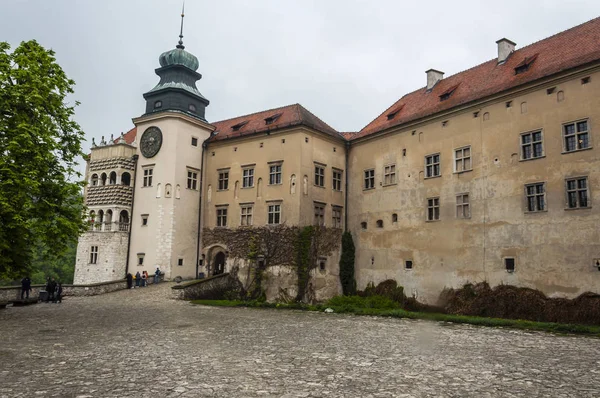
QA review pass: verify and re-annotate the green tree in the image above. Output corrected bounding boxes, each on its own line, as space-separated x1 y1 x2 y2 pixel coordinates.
0 40 86 280
339 231 356 295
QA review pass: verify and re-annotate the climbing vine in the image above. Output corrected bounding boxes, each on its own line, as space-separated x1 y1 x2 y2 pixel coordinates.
339 231 356 295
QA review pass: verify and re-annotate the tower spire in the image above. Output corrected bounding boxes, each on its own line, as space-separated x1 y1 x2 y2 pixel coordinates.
176 2 185 49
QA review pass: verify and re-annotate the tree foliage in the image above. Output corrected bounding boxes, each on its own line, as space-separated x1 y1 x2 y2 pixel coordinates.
339 231 356 295
0 40 87 279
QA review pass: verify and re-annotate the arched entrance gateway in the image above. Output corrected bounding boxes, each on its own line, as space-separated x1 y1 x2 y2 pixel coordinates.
213 252 225 275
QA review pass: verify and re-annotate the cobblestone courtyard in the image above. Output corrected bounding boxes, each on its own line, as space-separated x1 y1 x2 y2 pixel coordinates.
1 283 600 397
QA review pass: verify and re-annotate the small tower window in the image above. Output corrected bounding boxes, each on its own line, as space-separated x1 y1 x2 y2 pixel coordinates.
505 257 515 273
188 104 197 112
392 213 398 223
154 100 162 109
91 174 99 186
121 172 131 186
405 260 413 269
361 221 367 230
376 220 383 228
581 77 591 85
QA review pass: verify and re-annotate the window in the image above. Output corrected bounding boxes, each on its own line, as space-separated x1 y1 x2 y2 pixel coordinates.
216 207 228 227
547 87 556 95
506 101 513 108
154 100 162 109
265 114 281 125
188 104 196 112
121 172 131 186
177 258 184 266
314 203 325 226
525 182 546 212
240 205 253 226
187 170 198 190
427 197 440 221
242 168 254 188
456 193 470 219
331 206 342 228
514 54 538 74
364 169 375 189
563 119 590 152
137 254 144 266
332 169 343 191
191 137 198 146
425 154 441 178
454 147 471 172
392 213 398 222
143 167 153 187
268 204 281 225
582 76 591 85
521 130 544 160
384 164 396 185
218 170 229 190
141 215 148 226
318 258 326 272
376 220 383 228
91 174 98 186
314 165 325 187
566 177 589 209
89 246 98 264
405 260 413 270
505 257 515 273
361 222 367 230
231 121 248 131
269 164 282 185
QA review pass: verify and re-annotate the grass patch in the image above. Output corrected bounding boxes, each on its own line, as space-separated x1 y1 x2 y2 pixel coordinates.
191 296 600 337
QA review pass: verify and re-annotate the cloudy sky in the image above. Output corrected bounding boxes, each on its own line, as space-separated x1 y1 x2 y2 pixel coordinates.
1 0 599 163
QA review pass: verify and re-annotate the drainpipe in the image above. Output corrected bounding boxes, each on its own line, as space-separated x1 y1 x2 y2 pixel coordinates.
124 154 139 276
344 140 350 232
195 132 215 278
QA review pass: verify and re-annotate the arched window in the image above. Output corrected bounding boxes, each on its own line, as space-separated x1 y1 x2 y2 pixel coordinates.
100 173 107 186
97 210 104 223
165 184 172 198
361 221 367 230
188 104 197 112
91 174 99 186
89 210 96 230
119 210 129 231
109 171 117 185
105 210 113 231
121 172 131 186
392 213 398 223
97 210 104 231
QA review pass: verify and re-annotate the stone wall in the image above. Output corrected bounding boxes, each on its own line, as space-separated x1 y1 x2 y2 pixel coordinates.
74 231 129 284
171 273 236 300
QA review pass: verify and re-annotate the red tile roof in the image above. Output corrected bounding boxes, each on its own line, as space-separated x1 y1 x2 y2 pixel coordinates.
112 127 137 145
210 103 343 142
356 17 600 139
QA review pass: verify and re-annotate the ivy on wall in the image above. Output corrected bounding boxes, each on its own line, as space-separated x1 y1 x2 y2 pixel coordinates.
339 231 356 296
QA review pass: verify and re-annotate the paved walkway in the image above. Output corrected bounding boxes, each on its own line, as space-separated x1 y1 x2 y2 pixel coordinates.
1 283 599 397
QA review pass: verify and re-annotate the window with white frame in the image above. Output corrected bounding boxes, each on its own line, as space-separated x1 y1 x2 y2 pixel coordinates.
218 170 229 190
269 164 282 185
142 167 153 187
425 154 441 177
89 246 98 264
454 147 471 172
521 130 544 160
456 193 470 219
314 203 325 226
566 177 589 209
242 168 254 188
563 119 590 152
427 197 440 221
216 207 228 227
268 203 281 225
314 164 325 187
384 164 396 185
525 182 546 212
332 169 343 191
187 169 198 190
240 205 253 226
332 206 342 228
364 169 375 189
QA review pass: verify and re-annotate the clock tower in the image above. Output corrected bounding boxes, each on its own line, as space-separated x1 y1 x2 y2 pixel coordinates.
128 10 213 280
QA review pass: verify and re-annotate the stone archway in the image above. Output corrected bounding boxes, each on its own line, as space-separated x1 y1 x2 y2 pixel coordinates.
214 251 226 275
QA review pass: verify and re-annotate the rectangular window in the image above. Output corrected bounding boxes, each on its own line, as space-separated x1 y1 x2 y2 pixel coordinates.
456 193 470 219
505 257 515 272
566 177 589 209
240 205 253 226
563 119 590 152
384 164 396 185
521 130 544 160
314 203 325 226
191 137 198 147
425 154 441 178
218 171 229 190
143 167 153 187
177 258 184 266
314 165 325 187
364 169 375 189
141 214 148 226
268 204 281 225
269 164 282 185
427 197 440 221
332 169 343 191
216 207 228 227
89 246 98 264
242 168 254 188
525 182 546 212
454 147 471 172
187 170 198 190
332 206 342 228
137 254 144 266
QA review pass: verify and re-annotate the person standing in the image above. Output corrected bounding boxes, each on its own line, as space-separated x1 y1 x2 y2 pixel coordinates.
154 268 160 284
20 276 32 300
126 273 133 289
47 278 57 303
53 283 63 303
135 271 141 288
141 271 148 287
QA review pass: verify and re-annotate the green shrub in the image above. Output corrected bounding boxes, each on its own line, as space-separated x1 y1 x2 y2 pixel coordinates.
339 232 356 295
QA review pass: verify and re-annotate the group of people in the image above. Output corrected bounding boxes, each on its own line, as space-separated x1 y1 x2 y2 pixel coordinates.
126 268 161 289
19 276 62 303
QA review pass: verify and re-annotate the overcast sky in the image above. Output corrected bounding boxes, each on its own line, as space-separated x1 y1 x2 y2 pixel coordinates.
1 0 599 168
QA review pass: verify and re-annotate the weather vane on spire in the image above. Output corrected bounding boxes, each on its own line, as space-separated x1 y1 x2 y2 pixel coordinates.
176 2 185 49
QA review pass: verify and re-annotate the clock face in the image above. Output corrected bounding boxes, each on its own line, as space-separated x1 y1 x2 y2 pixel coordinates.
140 126 163 158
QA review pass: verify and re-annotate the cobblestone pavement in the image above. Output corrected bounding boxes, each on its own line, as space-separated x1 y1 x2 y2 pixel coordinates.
1 283 600 398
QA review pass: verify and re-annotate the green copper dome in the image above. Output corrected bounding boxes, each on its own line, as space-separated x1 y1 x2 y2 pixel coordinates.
158 47 199 71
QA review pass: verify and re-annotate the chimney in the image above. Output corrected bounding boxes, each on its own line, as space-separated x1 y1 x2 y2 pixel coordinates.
496 38 516 64
425 69 444 91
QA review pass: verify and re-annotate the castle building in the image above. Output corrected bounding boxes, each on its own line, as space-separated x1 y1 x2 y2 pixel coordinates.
75 17 600 303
